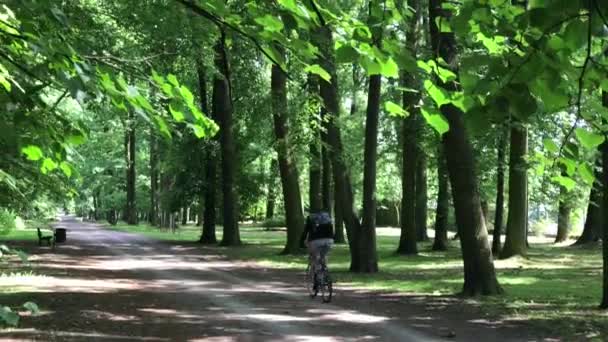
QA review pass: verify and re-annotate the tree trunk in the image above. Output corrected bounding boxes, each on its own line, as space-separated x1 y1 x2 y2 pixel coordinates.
265 159 278 219
321 107 332 213
271 58 304 255
197 62 217 244
149 130 158 226
308 75 323 213
125 110 137 225
492 125 507 254
555 198 571 243
433 145 449 251
575 159 602 245
213 29 240 246
334 194 346 243
350 63 359 116
356 1 383 273
600 91 608 309
416 153 428 241
430 0 502 296
396 0 421 255
500 120 528 258
313 21 362 271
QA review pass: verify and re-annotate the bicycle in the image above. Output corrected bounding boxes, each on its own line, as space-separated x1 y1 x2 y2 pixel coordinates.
305 244 333 303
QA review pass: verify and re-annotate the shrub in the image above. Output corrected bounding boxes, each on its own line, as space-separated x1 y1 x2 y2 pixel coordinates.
0 209 16 236
262 216 286 229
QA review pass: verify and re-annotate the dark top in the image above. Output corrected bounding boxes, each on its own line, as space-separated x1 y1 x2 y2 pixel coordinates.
299 212 334 247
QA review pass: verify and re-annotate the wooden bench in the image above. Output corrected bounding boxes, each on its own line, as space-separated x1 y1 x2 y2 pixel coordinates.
37 227 55 248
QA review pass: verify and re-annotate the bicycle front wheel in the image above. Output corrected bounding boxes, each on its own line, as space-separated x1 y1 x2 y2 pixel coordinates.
320 272 333 303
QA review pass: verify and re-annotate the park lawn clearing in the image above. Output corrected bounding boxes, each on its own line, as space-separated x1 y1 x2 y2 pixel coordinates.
110 221 606 340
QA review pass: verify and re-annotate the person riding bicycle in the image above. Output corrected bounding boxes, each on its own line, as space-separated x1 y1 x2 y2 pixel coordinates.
300 211 334 286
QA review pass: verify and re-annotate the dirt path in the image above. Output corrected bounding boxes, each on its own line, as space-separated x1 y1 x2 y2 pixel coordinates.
0 216 544 341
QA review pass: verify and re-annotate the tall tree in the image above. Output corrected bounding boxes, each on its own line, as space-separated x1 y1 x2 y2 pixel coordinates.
311 4 362 271
308 75 323 213
125 110 137 225
265 158 278 219
271 50 304 255
429 0 502 295
198 63 217 244
415 153 428 241
574 158 602 245
149 130 159 226
396 0 421 255
492 125 507 254
601 90 608 309
432 144 449 251
358 0 383 273
213 28 240 246
555 183 572 243
500 119 528 258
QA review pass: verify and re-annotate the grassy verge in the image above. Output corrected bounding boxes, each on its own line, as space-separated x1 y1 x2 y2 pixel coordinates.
109 221 606 339
0 219 54 242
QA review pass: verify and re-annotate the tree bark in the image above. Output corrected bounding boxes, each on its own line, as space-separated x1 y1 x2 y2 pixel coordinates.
198 63 217 244
213 28 240 246
265 158 278 219
432 145 449 251
356 0 383 273
333 191 346 243
271 59 304 255
492 125 507 254
125 110 137 225
416 153 429 241
575 159 602 245
430 0 502 296
312 19 362 271
600 91 608 309
350 63 359 116
149 130 158 226
500 120 528 258
397 0 421 255
320 108 332 212
308 75 323 213
555 198 571 243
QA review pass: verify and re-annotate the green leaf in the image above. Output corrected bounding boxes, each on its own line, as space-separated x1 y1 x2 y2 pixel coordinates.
384 101 408 117
21 146 43 161
579 163 595 185
335 45 359 64
41 158 57 174
59 162 72 178
575 128 604 150
559 157 577 176
22 302 40 315
423 80 450 107
421 106 450 135
379 57 399 78
154 116 172 138
254 15 284 32
563 19 587 50
189 124 206 138
552 175 576 192
179 86 195 106
304 64 331 82
543 138 559 153
0 306 19 326
66 134 86 145
169 104 185 122
167 74 179 87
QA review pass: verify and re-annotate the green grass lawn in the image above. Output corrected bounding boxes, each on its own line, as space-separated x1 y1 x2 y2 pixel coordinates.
104 221 608 339
0 220 54 242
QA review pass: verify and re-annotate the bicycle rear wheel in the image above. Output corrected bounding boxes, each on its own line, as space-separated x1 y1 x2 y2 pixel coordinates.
320 269 333 303
305 263 317 298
